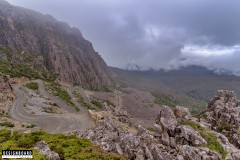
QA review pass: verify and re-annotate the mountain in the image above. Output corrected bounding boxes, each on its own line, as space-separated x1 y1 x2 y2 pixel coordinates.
0 0 111 89
111 65 240 102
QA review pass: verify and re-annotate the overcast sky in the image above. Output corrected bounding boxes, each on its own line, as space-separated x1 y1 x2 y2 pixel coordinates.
7 0 240 74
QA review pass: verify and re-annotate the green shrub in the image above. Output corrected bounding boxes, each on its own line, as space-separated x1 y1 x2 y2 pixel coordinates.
147 127 155 132
25 82 39 90
45 82 79 112
216 122 234 132
0 129 11 143
26 124 36 128
0 60 57 81
104 100 116 107
91 99 103 109
190 103 207 116
181 119 228 159
153 94 178 108
0 129 126 160
73 90 95 110
0 121 15 128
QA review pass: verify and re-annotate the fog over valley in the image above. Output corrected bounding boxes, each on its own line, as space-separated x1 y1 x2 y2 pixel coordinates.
7 0 240 75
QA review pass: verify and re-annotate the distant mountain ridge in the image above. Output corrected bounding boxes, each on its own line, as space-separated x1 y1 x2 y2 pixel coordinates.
0 0 111 89
124 64 234 77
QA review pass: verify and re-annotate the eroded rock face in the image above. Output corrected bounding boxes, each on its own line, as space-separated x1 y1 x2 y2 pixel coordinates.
174 106 191 119
203 90 240 149
77 104 227 160
175 125 207 146
34 141 60 160
155 105 177 135
0 74 15 116
0 1 111 89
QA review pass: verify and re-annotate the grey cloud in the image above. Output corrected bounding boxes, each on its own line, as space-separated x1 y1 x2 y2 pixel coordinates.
7 0 240 72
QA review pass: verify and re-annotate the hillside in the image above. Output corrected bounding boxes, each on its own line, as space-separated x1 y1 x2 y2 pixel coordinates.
0 1 240 160
110 66 240 113
0 0 111 89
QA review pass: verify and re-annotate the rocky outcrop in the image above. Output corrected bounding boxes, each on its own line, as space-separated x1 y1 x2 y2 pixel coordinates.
34 141 60 160
174 106 191 119
201 90 240 149
0 0 111 89
155 105 177 135
0 74 15 116
175 125 207 146
77 103 232 160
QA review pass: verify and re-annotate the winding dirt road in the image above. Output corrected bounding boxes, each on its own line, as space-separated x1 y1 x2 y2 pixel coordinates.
9 80 95 133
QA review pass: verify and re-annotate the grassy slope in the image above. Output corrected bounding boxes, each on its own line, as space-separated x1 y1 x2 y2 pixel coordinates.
44 81 80 112
0 60 56 81
25 82 39 90
73 89 95 110
0 129 126 160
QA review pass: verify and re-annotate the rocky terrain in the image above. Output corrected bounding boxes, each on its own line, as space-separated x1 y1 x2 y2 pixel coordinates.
0 0 111 89
1 1 240 160
202 90 240 150
77 90 240 160
2 69 240 159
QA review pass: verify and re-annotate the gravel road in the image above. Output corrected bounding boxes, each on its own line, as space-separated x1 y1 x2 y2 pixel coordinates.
9 80 95 133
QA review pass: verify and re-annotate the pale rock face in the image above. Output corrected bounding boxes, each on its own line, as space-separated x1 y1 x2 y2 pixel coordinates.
174 106 191 119
34 141 60 160
175 125 207 146
155 105 177 135
0 1 111 89
203 90 240 149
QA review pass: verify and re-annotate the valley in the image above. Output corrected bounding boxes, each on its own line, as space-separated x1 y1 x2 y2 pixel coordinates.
0 0 240 159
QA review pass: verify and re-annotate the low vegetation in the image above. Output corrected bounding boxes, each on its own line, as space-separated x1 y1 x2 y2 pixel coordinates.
91 99 103 109
0 129 126 160
0 47 13 60
0 121 14 128
25 82 39 90
26 124 36 128
216 122 234 133
181 119 228 159
45 82 79 112
0 60 57 81
189 103 207 115
73 89 95 110
104 99 116 107
153 92 207 115
153 93 178 108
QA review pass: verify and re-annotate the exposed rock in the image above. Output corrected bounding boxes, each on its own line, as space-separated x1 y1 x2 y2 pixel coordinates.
161 131 170 146
34 141 60 160
156 105 177 135
0 1 111 89
174 106 191 119
175 125 207 146
202 90 240 149
77 104 228 160
88 110 106 122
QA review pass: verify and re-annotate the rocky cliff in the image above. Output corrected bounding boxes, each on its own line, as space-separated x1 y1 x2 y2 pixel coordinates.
77 90 240 160
0 0 111 89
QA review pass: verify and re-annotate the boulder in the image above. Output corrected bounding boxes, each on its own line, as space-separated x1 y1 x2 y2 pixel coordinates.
34 141 60 160
175 125 207 146
179 145 201 160
174 106 191 119
156 106 177 134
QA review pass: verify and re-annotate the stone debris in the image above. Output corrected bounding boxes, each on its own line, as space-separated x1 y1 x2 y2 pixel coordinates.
77 97 240 160
34 141 60 160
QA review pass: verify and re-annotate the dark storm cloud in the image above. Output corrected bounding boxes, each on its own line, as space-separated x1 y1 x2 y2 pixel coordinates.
7 0 240 72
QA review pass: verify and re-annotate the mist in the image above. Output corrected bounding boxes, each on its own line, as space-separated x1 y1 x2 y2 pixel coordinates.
7 0 240 74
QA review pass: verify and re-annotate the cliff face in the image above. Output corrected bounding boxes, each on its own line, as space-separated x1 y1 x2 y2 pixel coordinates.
0 0 111 89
